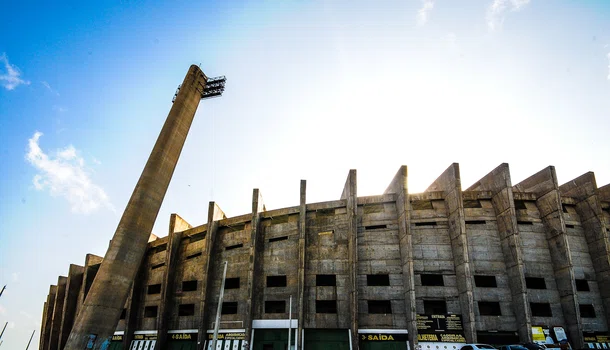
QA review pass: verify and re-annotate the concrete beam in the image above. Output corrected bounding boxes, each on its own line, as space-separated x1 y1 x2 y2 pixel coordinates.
468 163 532 342
297 180 307 350
560 172 610 330
599 184 610 202
42 286 57 350
59 265 84 349
245 189 266 347
76 254 103 316
426 163 477 343
514 166 583 348
385 166 417 350
342 170 359 349
49 276 67 350
40 300 48 350
157 214 192 349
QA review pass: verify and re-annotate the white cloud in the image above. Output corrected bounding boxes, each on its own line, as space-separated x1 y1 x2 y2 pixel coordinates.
0 53 30 90
26 131 114 214
486 0 531 31
42 81 60 96
417 0 434 26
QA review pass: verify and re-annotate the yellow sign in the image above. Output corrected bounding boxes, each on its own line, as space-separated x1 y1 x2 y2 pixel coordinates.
111 335 123 341
361 335 394 341
171 333 194 341
208 332 246 340
532 327 545 342
418 334 438 341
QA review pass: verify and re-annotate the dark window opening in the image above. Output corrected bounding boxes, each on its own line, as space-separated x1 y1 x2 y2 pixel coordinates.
463 200 483 208
147 284 161 295
316 208 335 216
424 300 447 315
367 274 390 286
182 280 197 292
562 204 569 213
269 236 288 243
265 300 286 313
465 220 486 225
154 244 167 253
421 274 444 286
530 303 552 317
575 279 590 292
368 300 392 314
221 302 238 315
178 304 195 316
151 262 165 270
474 275 497 288
365 225 387 230
226 243 244 250
478 301 502 316
525 277 546 289
267 275 287 287
514 200 528 210
225 278 240 289
517 221 534 225
271 215 289 224
580 304 596 318
185 252 202 260
84 264 100 300
189 232 205 243
565 224 575 228
144 306 158 318
316 274 336 286
415 222 438 227
120 309 126 320
411 200 433 210
316 300 337 313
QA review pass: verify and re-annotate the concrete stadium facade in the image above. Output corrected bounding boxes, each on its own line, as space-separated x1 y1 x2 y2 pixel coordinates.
40 164 610 350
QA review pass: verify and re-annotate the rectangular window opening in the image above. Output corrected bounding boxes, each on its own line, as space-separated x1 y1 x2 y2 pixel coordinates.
514 200 528 210
221 302 238 315
185 252 202 260
178 304 195 316
423 300 447 315
365 225 387 230
566 224 575 229
316 300 337 314
463 200 483 208
517 221 534 225
478 301 502 316
120 309 126 320
415 222 438 227
421 274 444 286
575 279 590 292
144 306 158 318
580 304 596 318
525 277 546 289
474 275 497 288
269 236 288 243
189 232 205 243
154 244 167 253
368 300 392 314
225 277 240 289
226 243 244 250
147 284 162 295
316 274 336 286
266 275 287 287
182 280 197 292
151 263 165 270
367 274 390 286
530 302 552 317
264 300 286 313
562 204 570 213
465 220 486 225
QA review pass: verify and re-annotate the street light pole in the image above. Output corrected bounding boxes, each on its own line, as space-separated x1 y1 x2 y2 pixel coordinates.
211 261 228 350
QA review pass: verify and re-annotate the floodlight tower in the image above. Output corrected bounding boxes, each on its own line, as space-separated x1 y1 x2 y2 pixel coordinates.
63 65 226 350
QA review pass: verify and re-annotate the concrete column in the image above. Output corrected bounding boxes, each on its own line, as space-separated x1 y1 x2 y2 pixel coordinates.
341 170 359 350
559 172 610 330
76 254 103 316
65 65 208 350
157 214 192 349
245 189 266 348
297 180 307 350
40 300 48 350
198 202 225 349
426 163 477 343
123 261 148 350
514 166 583 348
384 166 417 349
42 286 57 350
59 265 84 349
467 163 532 342
599 184 610 201
49 276 67 350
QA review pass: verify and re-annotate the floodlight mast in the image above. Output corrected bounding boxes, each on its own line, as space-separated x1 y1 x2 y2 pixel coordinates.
63 65 225 350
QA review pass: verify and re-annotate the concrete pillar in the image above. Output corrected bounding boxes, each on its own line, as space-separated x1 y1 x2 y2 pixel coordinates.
42 286 57 350
467 163 532 342
157 214 192 349
40 300 48 350
76 254 103 316
426 163 477 343
123 261 147 350
384 166 417 349
599 184 610 201
49 276 67 350
59 265 84 349
341 170 359 350
64 65 208 350
198 202 225 349
559 172 610 330
514 166 583 348
297 180 307 350
245 189 266 348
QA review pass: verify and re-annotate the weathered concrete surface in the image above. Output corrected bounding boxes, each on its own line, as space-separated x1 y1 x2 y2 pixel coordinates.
64 65 208 350
342 170 359 349
467 163 532 342
42 285 57 350
245 189 266 346
297 180 307 350
59 265 84 349
49 276 67 350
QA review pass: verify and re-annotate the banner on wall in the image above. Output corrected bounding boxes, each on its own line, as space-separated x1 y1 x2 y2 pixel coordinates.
417 314 466 343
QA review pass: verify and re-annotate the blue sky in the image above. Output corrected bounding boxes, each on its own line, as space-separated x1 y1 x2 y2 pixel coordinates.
1 1 610 348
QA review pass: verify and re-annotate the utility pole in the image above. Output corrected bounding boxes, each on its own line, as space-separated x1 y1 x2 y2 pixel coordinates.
0 322 7 340
211 261 228 350
0 285 5 298
25 330 35 350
